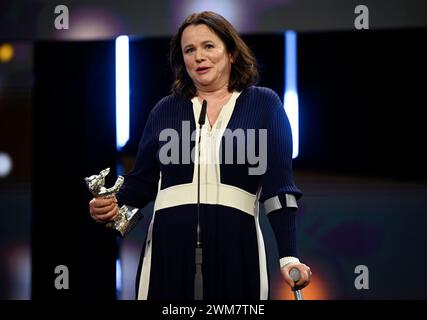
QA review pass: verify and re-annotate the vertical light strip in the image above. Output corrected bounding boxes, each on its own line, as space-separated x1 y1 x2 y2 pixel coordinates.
115 35 130 151
115 35 129 298
284 31 299 159
116 258 122 297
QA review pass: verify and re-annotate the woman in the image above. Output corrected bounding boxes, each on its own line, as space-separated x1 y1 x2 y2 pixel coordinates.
89 11 311 300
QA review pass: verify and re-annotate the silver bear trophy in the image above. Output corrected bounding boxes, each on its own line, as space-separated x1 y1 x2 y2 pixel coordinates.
85 168 142 236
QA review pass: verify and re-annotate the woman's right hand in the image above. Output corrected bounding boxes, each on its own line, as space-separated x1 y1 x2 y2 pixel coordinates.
89 196 119 223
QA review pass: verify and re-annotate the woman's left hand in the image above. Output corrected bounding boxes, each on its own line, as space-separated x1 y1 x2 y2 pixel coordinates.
281 262 312 289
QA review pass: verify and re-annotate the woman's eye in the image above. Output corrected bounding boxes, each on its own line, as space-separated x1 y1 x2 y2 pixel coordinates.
206 44 214 49
185 48 194 54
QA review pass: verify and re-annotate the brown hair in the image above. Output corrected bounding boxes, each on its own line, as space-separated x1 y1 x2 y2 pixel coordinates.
170 11 259 99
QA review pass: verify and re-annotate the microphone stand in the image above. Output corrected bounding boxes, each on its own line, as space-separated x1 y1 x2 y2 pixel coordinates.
194 100 207 300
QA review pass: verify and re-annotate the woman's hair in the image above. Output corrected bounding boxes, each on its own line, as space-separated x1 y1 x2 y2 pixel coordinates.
170 11 259 99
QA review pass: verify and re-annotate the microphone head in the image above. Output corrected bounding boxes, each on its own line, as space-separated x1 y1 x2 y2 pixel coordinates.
198 100 207 126
289 268 301 282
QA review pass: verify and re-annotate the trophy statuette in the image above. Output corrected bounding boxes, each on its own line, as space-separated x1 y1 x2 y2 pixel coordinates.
85 168 142 236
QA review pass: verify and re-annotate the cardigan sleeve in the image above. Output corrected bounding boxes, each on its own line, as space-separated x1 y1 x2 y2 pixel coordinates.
259 89 302 202
259 89 302 261
116 109 160 209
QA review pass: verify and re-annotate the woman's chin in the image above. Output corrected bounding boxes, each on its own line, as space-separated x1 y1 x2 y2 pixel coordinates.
195 79 214 88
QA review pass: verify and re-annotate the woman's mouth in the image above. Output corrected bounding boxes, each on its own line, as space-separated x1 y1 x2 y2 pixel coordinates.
196 67 210 74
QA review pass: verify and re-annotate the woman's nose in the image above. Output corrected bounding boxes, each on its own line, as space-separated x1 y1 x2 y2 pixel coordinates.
195 49 205 62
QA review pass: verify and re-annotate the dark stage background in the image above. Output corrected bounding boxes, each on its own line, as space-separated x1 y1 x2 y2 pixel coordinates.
32 40 119 299
24 28 427 300
1 0 427 303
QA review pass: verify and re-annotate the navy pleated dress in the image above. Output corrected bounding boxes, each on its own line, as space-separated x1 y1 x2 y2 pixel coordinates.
116 86 302 300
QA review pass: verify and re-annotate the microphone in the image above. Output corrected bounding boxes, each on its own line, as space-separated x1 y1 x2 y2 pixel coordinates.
289 268 304 300
194 99 207 300
199 99 207 125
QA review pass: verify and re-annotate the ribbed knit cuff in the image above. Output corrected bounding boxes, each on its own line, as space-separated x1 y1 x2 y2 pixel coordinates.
280 256 300 269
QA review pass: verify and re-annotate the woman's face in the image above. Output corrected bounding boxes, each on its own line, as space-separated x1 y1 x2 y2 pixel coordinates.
181 24 232 92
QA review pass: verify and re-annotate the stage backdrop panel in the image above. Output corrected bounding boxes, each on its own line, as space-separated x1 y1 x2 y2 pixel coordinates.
33 40 119 299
